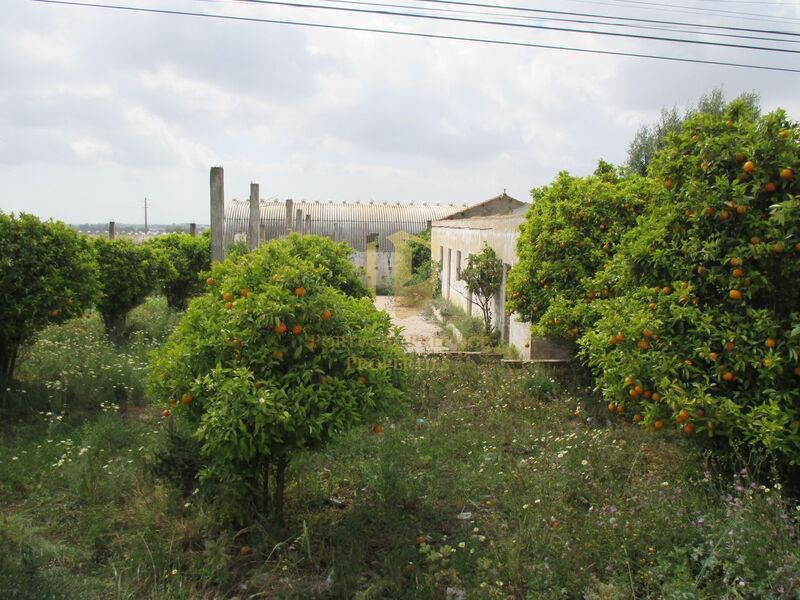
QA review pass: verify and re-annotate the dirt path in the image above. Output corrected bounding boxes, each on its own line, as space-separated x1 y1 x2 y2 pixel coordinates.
373 296 449 353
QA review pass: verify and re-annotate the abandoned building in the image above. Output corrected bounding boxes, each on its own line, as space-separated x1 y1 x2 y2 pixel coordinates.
431 193 569 360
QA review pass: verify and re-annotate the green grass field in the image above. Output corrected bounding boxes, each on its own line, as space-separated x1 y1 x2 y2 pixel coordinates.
1 300 798 599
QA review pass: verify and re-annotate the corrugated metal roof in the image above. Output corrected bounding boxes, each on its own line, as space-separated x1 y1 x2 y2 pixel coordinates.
225 200 465 251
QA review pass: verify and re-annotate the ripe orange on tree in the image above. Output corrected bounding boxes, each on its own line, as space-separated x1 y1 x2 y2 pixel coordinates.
162 409 171 418
764 182 777 193
295 287 306 297
682 423 695 434
724 341 735 352
651 392 661 402
225 302 234 310
780 167 794 181
633 414 643 423
743 160 756 174
677 409 690 424
373 423 383 434
722 371 736 382
729 289 742 300
653 419 665 431
291 324 304 335
358 375 367 385
765 338 777 349
223 291 233 302
321 309 332 320
274 322 287 335
272 350 284 360
49 309 60 318
240 288 250 297
206 277 215 286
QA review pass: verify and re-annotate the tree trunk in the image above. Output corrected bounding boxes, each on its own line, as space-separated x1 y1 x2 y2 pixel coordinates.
261 458 271 515
0 344 18 382
274 457 288 524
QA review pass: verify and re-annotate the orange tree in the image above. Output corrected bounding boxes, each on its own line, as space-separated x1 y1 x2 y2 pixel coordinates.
506 162 661 339
579 100 800 462
148 236 403 522
92 237 164 335
0 213 99 381
144 232 210 310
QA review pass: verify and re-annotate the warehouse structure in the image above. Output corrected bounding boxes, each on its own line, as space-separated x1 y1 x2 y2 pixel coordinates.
225 198 463 290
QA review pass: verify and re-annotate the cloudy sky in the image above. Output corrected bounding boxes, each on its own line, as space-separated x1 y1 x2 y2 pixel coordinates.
2 0 799 224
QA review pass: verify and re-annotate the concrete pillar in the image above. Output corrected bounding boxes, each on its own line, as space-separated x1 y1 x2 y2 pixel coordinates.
285 198 293 234
248 182 260 251
108 221 116 240
304 213 311 236
366 233 379 294
189 222 197 237
295 209 303 235
210 166 225 263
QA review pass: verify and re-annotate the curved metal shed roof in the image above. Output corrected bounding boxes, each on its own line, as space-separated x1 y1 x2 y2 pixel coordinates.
225 200 465 251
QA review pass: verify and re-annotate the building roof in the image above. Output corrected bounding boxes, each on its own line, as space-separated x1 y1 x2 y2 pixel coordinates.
225 199 465 251
437 193 526 221
431 211 527 232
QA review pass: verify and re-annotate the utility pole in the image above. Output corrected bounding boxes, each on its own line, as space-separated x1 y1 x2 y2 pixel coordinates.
143 197 149 234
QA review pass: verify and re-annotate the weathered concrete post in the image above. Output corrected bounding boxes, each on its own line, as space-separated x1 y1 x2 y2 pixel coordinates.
366 233 379 294
304 213 311 236
108 221 116 240
189 222 197 237
248 183 260 251
295 209 303 235
210 167 225 263
285 198 293 235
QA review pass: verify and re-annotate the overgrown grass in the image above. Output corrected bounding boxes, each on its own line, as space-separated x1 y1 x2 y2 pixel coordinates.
429 297 519 358
1 318 799 598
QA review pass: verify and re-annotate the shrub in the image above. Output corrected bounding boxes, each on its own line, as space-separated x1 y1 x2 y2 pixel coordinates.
579 101 800 463
0 213 99 382
92 237 162 335
148 237 404 522
506 163 661 339
144 233 210 310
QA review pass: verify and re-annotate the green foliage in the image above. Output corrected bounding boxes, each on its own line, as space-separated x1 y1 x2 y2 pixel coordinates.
144 233 210 310
0 213 99 381
625 88 761 176
92 237 161 335
458 245 503 335
148 236 404 521
506 167 661 339
580 102 800 463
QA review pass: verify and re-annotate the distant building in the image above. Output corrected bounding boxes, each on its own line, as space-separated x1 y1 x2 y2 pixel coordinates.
225 199 464 289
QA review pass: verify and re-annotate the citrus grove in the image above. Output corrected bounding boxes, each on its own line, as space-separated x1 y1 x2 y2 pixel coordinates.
510 99 800 464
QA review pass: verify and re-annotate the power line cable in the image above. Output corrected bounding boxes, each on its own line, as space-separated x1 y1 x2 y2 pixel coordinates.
220 0 800 43
182 0 800 54
407 0 800 36
30 0 800 72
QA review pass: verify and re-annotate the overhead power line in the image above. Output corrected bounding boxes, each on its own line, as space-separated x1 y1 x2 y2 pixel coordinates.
30 0 800 73
207 0 800 54
300 0 800 45
406 0 800 36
